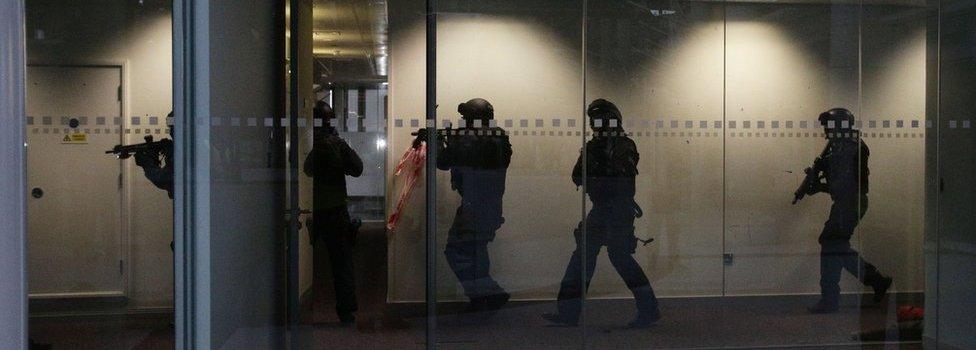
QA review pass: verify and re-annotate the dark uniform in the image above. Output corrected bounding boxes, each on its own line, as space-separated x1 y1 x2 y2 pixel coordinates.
134 118 175 251
809 108 891 313
304 109 364 323
548 99 660 328
134 135 174 198
436 99 513 311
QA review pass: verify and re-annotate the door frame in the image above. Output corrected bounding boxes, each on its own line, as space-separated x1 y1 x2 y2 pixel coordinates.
24 62 130 300
173 0 209 348
0 0 28 348
173 0 291 348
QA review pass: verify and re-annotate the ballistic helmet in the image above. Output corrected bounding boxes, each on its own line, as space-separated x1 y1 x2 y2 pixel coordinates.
458 98 494 126
818 108 855 131
587 98 623 130
314 101 336 121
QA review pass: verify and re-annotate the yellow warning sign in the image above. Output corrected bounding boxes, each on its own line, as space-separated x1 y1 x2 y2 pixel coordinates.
61 133 88 144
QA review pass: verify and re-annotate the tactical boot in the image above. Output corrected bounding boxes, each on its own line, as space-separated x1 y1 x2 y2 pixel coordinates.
464 297 486 314
338 312 356 325
486 292 511 311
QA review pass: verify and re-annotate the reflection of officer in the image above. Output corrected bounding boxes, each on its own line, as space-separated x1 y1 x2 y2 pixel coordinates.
134 112 174 199
435 98 513 314
807 108 892 314
303 101 364 324
544 99 660 328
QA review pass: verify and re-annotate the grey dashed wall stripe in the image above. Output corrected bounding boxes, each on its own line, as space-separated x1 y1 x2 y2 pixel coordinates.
20 115 970 139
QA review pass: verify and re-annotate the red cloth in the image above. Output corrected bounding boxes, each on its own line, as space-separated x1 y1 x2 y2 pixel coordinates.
897 305 924 322
387 142 427 232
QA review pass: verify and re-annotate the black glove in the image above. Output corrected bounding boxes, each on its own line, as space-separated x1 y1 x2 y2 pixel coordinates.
134 149 159 168
412 128 429 149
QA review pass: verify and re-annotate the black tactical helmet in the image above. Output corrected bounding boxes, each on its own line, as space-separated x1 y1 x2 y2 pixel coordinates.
587 98 622 130
458 98 494 125
818 107 855 131
314 101 336 121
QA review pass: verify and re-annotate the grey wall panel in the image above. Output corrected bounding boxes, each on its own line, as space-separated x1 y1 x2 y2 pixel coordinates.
206 0 286 348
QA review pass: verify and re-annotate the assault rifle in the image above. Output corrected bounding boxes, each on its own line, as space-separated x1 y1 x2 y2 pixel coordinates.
792 144 829 205
105 135 173 159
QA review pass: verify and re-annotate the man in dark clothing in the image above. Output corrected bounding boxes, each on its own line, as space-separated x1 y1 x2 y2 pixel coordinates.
134 112 174 199
544 99 660 329
303 101 364 324
804 108 892 314
432 98 513 313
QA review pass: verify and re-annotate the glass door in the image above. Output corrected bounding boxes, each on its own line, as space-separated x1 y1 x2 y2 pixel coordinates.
174 1 292 348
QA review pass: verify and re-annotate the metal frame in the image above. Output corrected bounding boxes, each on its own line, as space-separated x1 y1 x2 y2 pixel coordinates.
424 0 437 348
173 0 212 348
0 0 28 348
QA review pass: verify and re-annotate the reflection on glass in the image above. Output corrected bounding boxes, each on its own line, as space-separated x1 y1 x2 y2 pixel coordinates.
434 98 513 316
798 108 892 314
305 101 365 324
25 0 175 348
546 99 660 328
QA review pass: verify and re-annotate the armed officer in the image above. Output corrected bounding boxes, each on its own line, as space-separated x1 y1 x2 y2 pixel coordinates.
304 101 364 324
802 108 892 314
134 112 174 199
543 99 660 328
423 98 513 314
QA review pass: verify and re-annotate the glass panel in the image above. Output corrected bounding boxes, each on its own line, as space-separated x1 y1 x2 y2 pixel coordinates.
297 0 427 348
934 0 976 347
723 1 869 347
202 1 290 346
583 1 725 347
24 0 175 348
859 2 927 344
429 0 586 347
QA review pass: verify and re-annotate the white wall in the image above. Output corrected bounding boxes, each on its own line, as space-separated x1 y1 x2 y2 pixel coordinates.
387 0 927 302
25 0 173 309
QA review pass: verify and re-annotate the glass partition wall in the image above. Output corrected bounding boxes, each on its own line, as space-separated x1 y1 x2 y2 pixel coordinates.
18 0 974 348
398 0 938 348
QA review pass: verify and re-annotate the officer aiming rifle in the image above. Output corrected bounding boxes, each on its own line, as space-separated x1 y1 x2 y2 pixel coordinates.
792 144 829 204
105 113 174 199
797 108 892 314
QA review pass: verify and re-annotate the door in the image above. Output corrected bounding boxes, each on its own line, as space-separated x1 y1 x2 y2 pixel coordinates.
25 65 125 298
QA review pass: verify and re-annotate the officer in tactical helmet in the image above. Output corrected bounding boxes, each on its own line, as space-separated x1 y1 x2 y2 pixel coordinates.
543 99 660 328
804 108 892 314
431 98 513 315
304 101 364 324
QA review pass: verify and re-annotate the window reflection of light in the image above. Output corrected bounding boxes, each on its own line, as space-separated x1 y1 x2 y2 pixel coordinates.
375 138 387 150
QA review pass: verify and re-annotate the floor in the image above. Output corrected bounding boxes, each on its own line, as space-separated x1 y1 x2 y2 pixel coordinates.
304 296 922 350
29 313 173 350
306 224 924 349
28 224 924 349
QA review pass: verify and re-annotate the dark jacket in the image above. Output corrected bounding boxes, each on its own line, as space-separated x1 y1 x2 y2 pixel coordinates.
136 139 174 199
824 136 870 203
303 127 364 210
572 134 639 207
436 127 512 232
